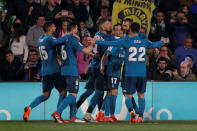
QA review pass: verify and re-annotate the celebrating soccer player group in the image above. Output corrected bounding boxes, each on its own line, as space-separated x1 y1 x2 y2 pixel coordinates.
23 18 167 123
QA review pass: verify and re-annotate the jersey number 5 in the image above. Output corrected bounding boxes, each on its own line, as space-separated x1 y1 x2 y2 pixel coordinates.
39 46 48 60
129 47 145 62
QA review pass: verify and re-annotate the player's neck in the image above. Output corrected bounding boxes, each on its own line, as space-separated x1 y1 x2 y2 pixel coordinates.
129 32 138 37
45 32 53 36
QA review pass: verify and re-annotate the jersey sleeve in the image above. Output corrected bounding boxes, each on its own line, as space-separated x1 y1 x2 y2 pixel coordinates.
73 38 85 51
95 38 125 47
145 39 164 48
50 33 73 46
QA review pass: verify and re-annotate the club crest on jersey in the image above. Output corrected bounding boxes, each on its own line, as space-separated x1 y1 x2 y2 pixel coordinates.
107 46 113 51
134 40 141 44
39 39 44 42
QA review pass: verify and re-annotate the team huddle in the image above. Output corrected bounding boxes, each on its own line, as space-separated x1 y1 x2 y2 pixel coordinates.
23 18 166 123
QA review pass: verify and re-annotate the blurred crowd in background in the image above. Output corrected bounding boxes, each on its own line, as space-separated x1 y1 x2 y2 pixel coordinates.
0 0 197 81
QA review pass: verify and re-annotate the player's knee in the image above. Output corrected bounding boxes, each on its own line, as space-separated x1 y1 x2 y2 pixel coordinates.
111 89 118 95
137 93 144 98
70 93 77 98
124 94 133 98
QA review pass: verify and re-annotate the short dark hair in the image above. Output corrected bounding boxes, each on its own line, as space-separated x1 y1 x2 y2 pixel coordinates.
36 14 45 20
29 49 38 56
122 18 133 23
96 18 110 27
5 50 13 55
157 57 168 64
113 24 122 30
67 21 77 32
101 6 109 11
43 21 54 32
62 17 72 24
130 22 140 33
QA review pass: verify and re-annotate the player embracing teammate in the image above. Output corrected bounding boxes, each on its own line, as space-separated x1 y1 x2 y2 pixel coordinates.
90 22 166 123
23 19 166 123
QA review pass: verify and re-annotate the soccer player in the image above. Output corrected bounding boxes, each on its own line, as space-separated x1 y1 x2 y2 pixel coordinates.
23 21 76 122
91 22 167 123
83 18 115 122
121 18 147 117
51 21 94 123
100 24 124 122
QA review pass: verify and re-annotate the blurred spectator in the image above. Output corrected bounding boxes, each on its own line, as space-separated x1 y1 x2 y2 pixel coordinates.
81 0 98 35
173 60 196 80
66 0 89 22
189 0 197 14
169 11 193 49
78 21 90 40
150 46 177 72
174 36 197 68
77 36 91 80
9 23 28 63
26 15 45 52
1 50 22 81
98 6 111 20
6 0 42 31
0 16 7 60
179 0 193 7
180 5 190 16
43 0 61 22
184 55 197 77
158 0 180 15
96 0 114 16
18 49 41 81
152 57 173 81
57 18 70 37
149 11 169 43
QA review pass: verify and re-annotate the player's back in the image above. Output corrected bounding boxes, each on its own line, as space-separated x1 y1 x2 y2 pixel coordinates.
124 35 149 77
38 35 60 76
90 32 115 68
106 45 125 78
60 36 85 76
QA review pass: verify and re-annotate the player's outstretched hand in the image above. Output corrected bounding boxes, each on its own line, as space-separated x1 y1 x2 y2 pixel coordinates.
94 37 101 41
86 37 95 44
73 33 80 41
161 37 167 44
87 37 95 46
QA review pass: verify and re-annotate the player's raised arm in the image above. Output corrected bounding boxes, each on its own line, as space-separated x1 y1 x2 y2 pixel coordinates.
91 37 125 47
50 33 73 46
81 42 95 54
100 52 110 75
146 37 167 48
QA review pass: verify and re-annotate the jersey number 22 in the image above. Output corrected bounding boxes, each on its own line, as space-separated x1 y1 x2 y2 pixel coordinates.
129 47 145 62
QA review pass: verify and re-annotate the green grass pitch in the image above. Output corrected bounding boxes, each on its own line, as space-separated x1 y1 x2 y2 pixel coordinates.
1 121 197 131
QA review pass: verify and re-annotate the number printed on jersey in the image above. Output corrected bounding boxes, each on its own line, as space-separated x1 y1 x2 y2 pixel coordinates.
134 40 141 44
39 46 48 60
128 47 145 62
61 45 67 60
